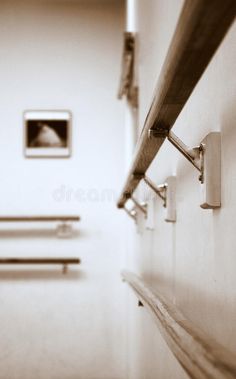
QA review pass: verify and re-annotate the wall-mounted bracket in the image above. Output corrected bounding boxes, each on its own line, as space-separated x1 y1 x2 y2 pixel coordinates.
131 196 147 217
165 176 176 222
143 175 176 223
168 131 221 208
167 131 204 181
124 205 137 221
62 264 68 274
199 132 221 209
117 32 138 108
56 222 73 238
143 176 167 207
149 128 221 209
149 128 203 180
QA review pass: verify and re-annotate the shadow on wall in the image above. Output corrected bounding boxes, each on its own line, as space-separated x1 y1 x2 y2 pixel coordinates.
0 228 86 239
0 268 86 281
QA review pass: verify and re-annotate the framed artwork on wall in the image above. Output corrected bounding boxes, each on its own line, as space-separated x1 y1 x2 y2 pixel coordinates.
24 110 72 158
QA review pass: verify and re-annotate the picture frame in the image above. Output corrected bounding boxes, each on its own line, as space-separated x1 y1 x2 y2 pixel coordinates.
24 110 72 158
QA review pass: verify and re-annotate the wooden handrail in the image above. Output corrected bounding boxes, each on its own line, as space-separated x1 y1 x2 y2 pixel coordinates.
0 258 80 265
117 0 236 208
0 216 80 222
0 257 81 274
122 270 236 379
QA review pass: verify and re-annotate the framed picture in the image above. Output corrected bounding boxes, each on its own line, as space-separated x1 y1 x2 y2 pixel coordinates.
24 110 72 158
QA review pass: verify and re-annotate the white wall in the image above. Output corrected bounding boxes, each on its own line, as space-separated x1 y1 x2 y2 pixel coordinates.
124 1 236 378
0 1 128 378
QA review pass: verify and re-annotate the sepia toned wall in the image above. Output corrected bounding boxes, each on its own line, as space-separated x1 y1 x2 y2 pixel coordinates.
124 1 236 378
0 1 128 379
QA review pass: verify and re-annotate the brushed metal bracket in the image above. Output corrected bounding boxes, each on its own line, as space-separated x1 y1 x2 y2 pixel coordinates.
144 176 176 223
149 128 204 183
131 196 147 217
143 176 167 207
167 131 204 183
168 131 221 208
124 205 137 221
149 128 221 209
